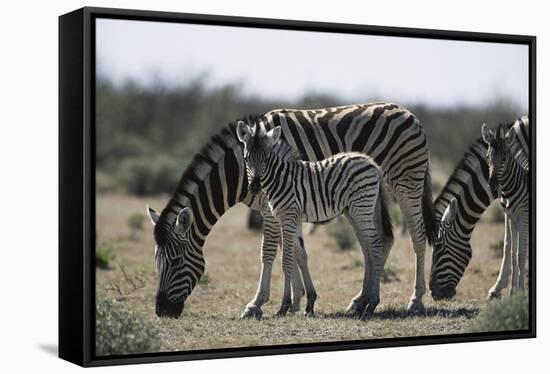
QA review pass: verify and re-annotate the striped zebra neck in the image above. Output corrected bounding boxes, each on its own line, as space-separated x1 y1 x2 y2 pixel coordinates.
434 138 496 239
160 120 252 248
269 140 303 163
499 150 529 205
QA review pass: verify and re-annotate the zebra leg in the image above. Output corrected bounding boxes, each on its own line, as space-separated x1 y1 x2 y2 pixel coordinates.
290 259 305 312
241 210 280 320
361 242 384 321
509 216 520 295
344 211 371 318
276 216 298 317
487 214 512 300
517 212 529 290
289 226 306 313
294 223 317 317
397 195 427 313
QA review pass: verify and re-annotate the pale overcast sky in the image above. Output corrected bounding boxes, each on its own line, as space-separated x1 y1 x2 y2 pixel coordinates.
96 18 529 111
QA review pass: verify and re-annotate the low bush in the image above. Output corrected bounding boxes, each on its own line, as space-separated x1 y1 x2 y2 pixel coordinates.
488 203 506 223
467 292 529 333
117 155 181 196
128 213 145 240
489 239 504 258
96 242 116 270
326 218 356 251
381 262 400 283
96 298 161 356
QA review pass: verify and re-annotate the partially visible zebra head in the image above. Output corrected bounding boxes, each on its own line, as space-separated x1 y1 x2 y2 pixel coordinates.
236 120 282 195
481 123 517 195
430 197 470 300
147 204 204 318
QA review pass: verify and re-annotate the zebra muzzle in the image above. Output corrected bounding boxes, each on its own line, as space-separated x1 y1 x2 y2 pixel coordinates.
248 177 262 195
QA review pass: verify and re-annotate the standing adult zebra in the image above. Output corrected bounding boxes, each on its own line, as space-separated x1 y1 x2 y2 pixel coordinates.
147 102 435 318
481 123 529 293
236 122 394 319
430 116 529 300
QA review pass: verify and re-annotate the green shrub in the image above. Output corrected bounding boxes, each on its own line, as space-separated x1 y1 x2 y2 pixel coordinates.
128 213 145 240
489 239 504 258
96 242 116 270
117 155 181 196
326 218 356 251
467 292 529 333
198 273 210 285
489 204 506 223
389 204 402 226
96 298 161 356
381 262 400 283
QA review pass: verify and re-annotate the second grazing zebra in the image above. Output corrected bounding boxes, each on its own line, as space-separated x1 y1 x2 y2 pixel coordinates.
481 123 529 293
236 121 393 319
430 117 529 300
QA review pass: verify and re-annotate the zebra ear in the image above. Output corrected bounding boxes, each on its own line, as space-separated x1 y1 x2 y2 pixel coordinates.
481 123 495 144
175 207 194 235
505 128 516 146
236 121 252 144
265 126 281 147
441 198 458 225
147 205 160 225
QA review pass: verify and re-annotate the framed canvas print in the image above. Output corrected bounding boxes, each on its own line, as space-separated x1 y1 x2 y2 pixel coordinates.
59 6 536 367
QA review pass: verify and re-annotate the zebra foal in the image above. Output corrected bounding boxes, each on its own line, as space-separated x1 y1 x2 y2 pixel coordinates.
481 123 529 294
237 121 393 319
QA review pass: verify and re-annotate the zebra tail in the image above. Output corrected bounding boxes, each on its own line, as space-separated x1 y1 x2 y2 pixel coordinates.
422 166 437 245
378 182 393 240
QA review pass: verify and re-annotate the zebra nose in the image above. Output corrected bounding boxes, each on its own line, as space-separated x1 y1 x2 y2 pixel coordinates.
156 292 184 318
249 178 262 195
431 286 456 301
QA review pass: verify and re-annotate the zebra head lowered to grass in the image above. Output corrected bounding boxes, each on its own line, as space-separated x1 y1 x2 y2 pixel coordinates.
147 204 202 318
429 117 529 301
237 121 394 319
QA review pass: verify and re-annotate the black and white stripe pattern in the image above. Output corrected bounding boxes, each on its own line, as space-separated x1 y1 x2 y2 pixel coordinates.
237 122 393 319
482 121 529 295
429 117 529 300
147 102 435 318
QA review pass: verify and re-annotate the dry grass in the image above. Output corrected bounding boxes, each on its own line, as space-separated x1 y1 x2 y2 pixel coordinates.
96 193 525 353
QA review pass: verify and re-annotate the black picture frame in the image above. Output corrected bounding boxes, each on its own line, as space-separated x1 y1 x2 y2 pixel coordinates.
59 6 536 367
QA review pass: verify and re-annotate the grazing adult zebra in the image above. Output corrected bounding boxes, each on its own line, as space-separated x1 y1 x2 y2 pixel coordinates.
146 102 435 318
429 116 529 300
236 122 393 319
481 123 529 293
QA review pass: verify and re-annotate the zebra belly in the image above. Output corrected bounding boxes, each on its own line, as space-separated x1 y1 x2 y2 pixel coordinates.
302 203 341 224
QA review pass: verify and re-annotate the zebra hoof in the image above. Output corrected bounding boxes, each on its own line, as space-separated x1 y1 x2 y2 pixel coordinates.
345 301 366 319
360 309 374 321
303 310 315 318
275 305 291 317
289 304 301 313
486 291 501 301
406 300 425 314
240 306 263 320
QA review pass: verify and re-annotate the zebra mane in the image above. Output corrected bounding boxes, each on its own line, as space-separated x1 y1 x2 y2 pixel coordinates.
270 137 303 162
248 119 303 162
492 123 511 149
434 136 491 215
169 114 260 209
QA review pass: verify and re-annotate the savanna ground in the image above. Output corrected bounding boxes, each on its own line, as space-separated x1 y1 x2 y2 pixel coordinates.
95 172 527 354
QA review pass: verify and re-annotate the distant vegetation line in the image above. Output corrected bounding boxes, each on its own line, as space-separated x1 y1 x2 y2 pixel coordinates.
96 76 523 195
